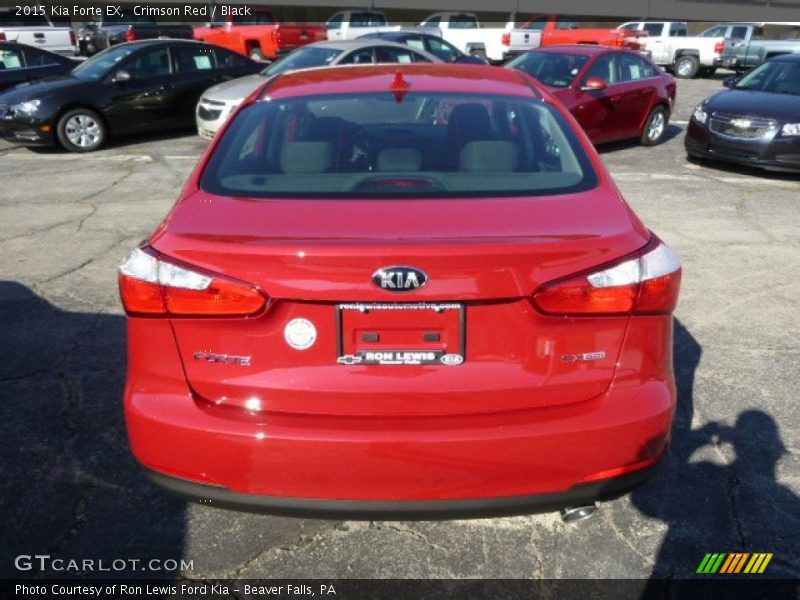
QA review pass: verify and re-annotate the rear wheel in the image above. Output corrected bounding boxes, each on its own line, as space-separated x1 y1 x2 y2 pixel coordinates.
641 106 668 146
700 67 717 78
56 108 107 153
249 46 266 61
674 55 700 79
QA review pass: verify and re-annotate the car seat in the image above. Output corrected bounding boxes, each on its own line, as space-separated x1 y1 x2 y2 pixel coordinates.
279 142 333 174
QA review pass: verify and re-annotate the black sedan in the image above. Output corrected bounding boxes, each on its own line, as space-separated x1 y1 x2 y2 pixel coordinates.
0 42 77 92
686 54 800 172
357 31 488 64
0 40 261 152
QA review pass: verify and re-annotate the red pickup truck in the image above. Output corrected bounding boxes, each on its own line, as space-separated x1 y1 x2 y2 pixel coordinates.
193 8 327 61
517 15 647 51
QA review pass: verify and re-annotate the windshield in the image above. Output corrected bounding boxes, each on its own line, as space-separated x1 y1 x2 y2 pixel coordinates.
201 92 598 199
71 45 140 80
735 59 800 94
263 47 343 77
506 52 590 88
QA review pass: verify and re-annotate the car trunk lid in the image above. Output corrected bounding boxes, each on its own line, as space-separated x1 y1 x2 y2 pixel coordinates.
152 189 649 416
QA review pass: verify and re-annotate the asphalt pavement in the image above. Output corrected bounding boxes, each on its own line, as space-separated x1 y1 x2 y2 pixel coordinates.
1 75 798 581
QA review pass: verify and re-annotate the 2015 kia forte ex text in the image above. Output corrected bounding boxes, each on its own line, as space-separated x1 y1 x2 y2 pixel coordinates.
118 64 682 519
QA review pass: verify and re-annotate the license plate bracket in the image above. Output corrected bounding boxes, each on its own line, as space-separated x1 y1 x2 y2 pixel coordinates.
336 302 465 366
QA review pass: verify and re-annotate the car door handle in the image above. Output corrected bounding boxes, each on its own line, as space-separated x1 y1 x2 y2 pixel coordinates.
159 84 174 92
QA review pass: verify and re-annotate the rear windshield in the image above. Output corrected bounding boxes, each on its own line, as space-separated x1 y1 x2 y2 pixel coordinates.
507 52 590 88
201 92 598 199
263 47 342 76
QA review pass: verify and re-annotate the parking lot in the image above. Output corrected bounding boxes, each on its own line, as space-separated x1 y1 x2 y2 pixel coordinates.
1 75 799 580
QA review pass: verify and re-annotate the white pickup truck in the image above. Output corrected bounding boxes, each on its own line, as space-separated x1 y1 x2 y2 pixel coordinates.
325 10 400 41
0 8 76 56
618 21 755 78
419 12 534 64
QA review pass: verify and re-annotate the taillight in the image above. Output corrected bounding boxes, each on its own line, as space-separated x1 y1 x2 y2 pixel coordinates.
532 240 681 316
502 32 511 46
118 247 267 318
70 30 77 47
126 28 137 42
0 33 6 41
714 41 724 55
624 36 641 49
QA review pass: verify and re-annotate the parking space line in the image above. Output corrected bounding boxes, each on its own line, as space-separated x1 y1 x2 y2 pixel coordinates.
4 154 154 162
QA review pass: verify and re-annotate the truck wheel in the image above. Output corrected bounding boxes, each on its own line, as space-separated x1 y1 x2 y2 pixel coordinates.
56 108 107 153
674 55 700 79
465 44 487 60
641 106 668 146
700 67 717 77
249 47 266 61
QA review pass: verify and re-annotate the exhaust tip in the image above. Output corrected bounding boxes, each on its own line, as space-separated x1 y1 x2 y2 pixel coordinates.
560 504 598 523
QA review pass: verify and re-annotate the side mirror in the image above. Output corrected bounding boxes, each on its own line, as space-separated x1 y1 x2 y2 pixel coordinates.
581 77 607 92
722 75 740 88
112 69 132 83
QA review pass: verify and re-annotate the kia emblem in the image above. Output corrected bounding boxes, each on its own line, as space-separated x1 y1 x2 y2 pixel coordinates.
372 266 428 292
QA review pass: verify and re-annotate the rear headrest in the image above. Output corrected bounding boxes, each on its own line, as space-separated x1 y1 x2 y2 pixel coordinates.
460 141 519 172
280 142 333 174
449 103 493 145
376 148 422 172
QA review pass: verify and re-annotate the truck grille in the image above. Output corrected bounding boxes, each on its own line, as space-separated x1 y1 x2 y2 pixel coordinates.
709 113 778 140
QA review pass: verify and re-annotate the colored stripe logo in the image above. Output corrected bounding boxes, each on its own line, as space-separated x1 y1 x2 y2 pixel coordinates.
697 553 773 574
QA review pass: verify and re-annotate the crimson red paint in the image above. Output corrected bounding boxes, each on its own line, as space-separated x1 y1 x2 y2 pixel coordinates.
507 46 677 145
120 64 681 517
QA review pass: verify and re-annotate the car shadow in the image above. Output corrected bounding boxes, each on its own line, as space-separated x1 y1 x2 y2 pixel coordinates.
687 155 800 182
103 126 199 151
632 320 800 587
0 281 186 584
596 124 684 154
21 126 198 154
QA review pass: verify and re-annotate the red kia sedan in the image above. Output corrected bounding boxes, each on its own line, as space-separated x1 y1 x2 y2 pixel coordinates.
119 64 681 519
507 46 677 146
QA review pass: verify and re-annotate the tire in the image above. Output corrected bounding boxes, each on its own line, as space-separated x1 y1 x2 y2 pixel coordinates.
249 46 266 61
56 108 107 153
640 106 668 146
700 67 717 78
674 55 700 79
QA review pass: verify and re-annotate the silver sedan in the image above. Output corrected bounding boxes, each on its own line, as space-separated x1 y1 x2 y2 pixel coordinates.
196 39 441 140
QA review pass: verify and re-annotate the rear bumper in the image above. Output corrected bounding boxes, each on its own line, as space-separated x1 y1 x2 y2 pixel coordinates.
714 57 739 69
125 312 676 515
146 461 660 519
129 381 673 507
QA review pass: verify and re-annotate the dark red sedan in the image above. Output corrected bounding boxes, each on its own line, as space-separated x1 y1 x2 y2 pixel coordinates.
507 46 677 146
119 64 681 519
